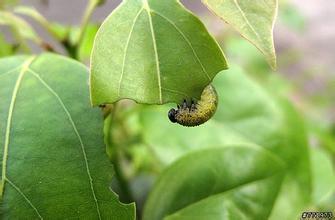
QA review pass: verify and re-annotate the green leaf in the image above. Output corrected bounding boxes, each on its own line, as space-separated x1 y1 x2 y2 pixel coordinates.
143 146 285 220
90 0 227 106
269 99 311 220
202 0 278 69
140 105 248 165
79 24 98 61
139 65 311 219
215 68 312 219
140 65 282 164
310 148 335 206
0 54 135 219
68 24 99 62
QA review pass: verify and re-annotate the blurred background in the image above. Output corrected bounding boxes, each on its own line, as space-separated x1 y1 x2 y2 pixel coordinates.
1 0 334 217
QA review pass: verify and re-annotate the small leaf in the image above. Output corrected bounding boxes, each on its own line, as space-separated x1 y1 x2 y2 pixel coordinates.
79 24 99 61
143 146 285 220
202 0 278 69
0 54 135 219
90 0 227 106
68 24 99 62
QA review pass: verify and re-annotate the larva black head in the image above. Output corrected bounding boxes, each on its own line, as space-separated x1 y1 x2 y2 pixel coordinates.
167 85 218 127
168 108 177 123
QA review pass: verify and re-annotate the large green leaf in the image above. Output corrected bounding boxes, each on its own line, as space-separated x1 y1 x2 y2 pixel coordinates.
268 99 311 220
139 65 311 219
215 72 312 220
0 54 135 219
143 146 285 220
139 106 249 165
90 0 227 106
139 65 283 164
310 148 335 205
202 0 278 69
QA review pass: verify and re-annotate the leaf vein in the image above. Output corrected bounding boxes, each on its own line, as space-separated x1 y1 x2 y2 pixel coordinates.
0 65 23 79
6 178 43 219
27 69 102 220
1 57 35 196
144 1 163 104
233 0 262 43
118 7 145 97
161 87 188 97
153 11 211 82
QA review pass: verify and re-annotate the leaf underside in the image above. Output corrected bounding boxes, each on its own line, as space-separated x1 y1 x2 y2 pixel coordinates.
90 0 227 106
202 0 278 69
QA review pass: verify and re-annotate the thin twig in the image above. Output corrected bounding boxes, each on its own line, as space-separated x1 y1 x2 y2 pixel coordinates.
76 0 100 48
108 103 135 203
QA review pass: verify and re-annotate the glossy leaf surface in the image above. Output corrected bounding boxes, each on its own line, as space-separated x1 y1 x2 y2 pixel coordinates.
0 54 135 219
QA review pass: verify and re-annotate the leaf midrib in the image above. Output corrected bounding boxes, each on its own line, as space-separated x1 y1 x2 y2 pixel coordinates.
144 0 163 104
118 1 214 103
0 56 42 218
28 69 102 220
1 56 35 196
232 0 262 44
118 7 144 98
152 10 211 82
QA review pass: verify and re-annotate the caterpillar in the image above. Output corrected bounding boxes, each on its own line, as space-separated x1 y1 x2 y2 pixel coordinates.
168 84 218 127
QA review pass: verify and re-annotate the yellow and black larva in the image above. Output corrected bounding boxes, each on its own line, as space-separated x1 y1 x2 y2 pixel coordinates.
168 84 218 127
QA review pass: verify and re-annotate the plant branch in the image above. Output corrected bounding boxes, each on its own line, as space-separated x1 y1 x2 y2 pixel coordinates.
13 6 63 43
108 103 135 204
76 0 100 48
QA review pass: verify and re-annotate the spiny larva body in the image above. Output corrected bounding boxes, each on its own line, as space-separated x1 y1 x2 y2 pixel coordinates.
168 84 218 127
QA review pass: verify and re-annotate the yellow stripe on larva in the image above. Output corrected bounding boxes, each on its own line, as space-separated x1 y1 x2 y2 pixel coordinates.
168 84 218 127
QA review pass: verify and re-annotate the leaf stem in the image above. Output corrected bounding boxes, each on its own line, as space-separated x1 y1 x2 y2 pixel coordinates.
76 0 99 48
14 6 63 43
108 103 135 204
